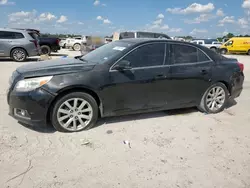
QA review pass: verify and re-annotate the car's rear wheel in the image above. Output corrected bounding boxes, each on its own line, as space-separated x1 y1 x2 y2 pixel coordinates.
41 45 51 55
198 83 229 114
73 43 81 51
248 50 250 55
11 48 27 62
220 48 227 54
51 92 99 132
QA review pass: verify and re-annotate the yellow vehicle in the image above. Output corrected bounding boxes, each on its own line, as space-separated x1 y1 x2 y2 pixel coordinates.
220 37 250 55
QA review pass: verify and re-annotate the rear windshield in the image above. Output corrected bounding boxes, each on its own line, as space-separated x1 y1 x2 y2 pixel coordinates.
29 32 39 40
119 32 135 40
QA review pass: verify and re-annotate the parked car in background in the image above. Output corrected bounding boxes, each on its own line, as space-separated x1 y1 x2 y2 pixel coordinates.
8 39 244 132
66 36 89 51
220 37 250 55
0 28 40 62
104 37 112 43
113 31 171 41
59 38 67 48
14 28 61 55
191 39 222 52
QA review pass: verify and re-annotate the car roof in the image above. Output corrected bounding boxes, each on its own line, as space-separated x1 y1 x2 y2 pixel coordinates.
119 38 225 62
0 28 28 33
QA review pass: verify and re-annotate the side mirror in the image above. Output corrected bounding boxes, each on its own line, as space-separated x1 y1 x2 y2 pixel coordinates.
114 60 132 71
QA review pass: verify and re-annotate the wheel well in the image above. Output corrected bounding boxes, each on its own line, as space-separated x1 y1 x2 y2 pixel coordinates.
74 43 81 46
10 47 28 57
218 81 231 94
210 46 217 49
46 87 101 123
41 45 51 49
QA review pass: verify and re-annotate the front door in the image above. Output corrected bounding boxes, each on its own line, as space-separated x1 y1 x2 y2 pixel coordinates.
168 43 213 108
0 31 13 57
102 42 171 116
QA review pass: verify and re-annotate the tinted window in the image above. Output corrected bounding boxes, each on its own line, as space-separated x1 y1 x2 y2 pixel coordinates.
14 32 24 39
29 32 39 40
119 32 135 39
137 32 154 38
172 44 210 64
0 31 14 39
154 33 171 39
121 43 165 68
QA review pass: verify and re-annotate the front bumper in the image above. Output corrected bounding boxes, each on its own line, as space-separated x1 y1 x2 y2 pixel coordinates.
8 87 55 127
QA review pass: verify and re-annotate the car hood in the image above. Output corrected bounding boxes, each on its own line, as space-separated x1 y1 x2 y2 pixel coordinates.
16 57 96 78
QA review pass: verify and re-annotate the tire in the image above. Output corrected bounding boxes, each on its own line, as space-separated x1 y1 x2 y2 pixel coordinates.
210 47 217 52
41 45 51 55
248 50 250 55
51 92 99 132
73 43 81 51
198 82 229 114
11 48 27 62
220 48 227 55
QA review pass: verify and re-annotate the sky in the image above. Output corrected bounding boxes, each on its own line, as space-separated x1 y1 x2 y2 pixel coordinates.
0 0 250 38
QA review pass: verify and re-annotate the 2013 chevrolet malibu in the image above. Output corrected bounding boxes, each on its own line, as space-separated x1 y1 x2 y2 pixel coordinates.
7 39 244 132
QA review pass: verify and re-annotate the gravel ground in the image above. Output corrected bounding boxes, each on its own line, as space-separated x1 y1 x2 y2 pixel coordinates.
0 50 250 188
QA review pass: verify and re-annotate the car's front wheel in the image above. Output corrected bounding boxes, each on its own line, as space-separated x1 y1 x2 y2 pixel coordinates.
220 48 227 54
198 83 229 114
51 92 99 132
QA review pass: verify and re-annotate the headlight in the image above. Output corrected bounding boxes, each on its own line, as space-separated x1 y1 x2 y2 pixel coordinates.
14 76 53 92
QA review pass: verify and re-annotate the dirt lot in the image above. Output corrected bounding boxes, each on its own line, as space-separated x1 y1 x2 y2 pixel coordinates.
0 50 250 188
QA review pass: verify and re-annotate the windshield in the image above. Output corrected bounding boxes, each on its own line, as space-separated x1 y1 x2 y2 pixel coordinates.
80 41 132 64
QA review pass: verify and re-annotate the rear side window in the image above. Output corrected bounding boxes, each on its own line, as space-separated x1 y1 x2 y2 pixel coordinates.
14 32 24 39
137 32 155 38
171 44 210 64
119 32 135 40
121 43 165 68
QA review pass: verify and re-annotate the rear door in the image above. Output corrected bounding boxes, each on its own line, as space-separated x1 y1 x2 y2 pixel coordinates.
168 43 213 107
0 31 14 57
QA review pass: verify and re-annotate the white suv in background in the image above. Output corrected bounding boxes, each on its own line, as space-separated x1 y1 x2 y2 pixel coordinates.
65 36 89 51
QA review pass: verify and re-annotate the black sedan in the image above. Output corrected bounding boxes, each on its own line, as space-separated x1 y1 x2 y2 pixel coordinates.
7 39 244 132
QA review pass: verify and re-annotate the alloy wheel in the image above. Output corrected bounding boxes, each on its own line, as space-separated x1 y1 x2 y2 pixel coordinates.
13 50 25 61
74 44 81 51
206 86 226 112
57 98 93 131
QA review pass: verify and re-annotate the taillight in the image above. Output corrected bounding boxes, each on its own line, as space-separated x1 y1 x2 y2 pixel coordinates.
30 40 38 48
56 39 60 45
237 62 244 72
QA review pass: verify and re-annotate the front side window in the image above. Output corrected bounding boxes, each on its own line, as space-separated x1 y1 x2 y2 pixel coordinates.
119 43 165 68
225 40 233 46
171 44 210 64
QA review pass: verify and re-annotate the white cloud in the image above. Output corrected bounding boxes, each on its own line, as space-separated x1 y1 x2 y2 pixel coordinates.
96 16 103 20
39 13 56 21
157 13 164 19
161 24 169 30
216 9 225 17
167 3 214 14
8 10 37 23
242 0 250 9
94 0 100 6
185 14 215 24
190 28 208 35
218 16 235 24
57 15 68 23
0 0 15 5
153 19 163 25
103 19 111 24
77 21 84 25
238 18 248 28
102 3 107 6
168 28 182 32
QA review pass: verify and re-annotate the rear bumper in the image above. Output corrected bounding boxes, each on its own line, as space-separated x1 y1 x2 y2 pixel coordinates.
230 72 244 99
